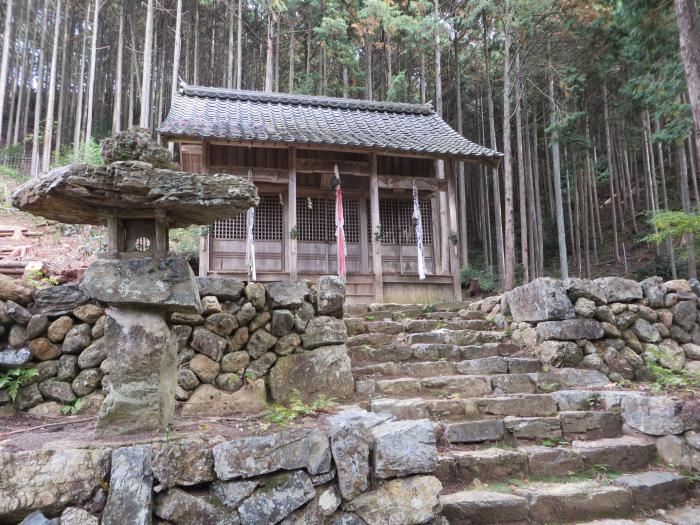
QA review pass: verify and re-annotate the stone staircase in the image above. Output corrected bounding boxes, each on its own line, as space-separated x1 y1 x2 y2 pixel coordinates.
343 301 699 525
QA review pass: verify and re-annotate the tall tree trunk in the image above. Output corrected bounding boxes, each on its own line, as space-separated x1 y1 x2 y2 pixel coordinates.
55 4 70 156
674 0 700 172
677 143 697 278
112 3 124 134
502 3 515 290
171 0 182 102
84 0 99 141
193 2 199 85
483 15 504 283
288 16 295 92
10 0 31 146
655 117 677 278
140 0 155 128
30 0 50 176
515 49 528 283
236 0 243 89
73 3 89 153
41 0 61 171
227 0 234 88
419 52 426 104
0 0 14 136
454 36 468 267
264 10 274 92
365 37 372 101
433 0 449 275
549 42 568 279
603 82 620 262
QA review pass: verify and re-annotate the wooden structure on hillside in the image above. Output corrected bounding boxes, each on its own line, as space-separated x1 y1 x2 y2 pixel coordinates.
158 85 501 303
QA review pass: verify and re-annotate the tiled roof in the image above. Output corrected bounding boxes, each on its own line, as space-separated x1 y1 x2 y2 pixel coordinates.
158 85 503 166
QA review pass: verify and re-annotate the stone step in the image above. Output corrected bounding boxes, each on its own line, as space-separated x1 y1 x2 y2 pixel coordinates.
352 356 542 379
570 436 658 472
407 329 507 346
347 341 524 364
435 436 654 485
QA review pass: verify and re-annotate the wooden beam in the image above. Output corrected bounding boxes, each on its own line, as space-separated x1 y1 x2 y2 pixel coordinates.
377 175 447 191
295 158 370 175
445 161 463 301
369 153 383 302
288 147 298 280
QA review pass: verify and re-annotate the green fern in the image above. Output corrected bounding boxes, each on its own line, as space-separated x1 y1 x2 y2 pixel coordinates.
264 389 336 424
0 367 39 401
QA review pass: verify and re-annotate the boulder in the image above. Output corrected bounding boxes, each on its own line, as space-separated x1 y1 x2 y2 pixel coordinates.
595 277 643 302
13 383 43 410
331 426 370 500
370 419 437 478
100 127 178 168
155 488 238 525
16 511 59 525
47 316 74 342
302 316 348 349
641 276 666 308
196 276 244 300
180 380 266 416
204 312 238 337
6 300 31 324
96 307 177 437
621 395 688 435
244 282 266 309
152 439 215 489
60 508 98 525
507 278 575 323
212 427 331 479
38 379 75 403
72 304 104 324
26 315 49 339
672 299 697 331
189 354 222 382
221 351 250 373
101 445 153 525
0 447 110 522
211 480 258 510
564 278 607 304
238 471 315 525
269 344 354 403
191 327 227 361
271 309 295 336
82 258 201 314
8 324 27 347
0 347 31 370
632 319 661 343
537 340 583 367
71 369 101 396
77 338 108 369
61 323 92 354
280 484 342 524
536 319 604 341
574 297 597 318
246 352 277 379
265 281 309 309
177 368 200 390
33 285 89 316
316 276 346 318
275 333 301 356
0 274 33 305
343 475 442 525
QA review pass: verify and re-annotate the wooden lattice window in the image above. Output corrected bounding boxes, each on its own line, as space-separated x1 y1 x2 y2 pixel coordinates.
297 197 359 243
373 198 432 245
212 195 282 241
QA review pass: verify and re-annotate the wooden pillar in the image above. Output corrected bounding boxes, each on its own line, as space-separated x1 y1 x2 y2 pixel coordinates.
106 216 120 258
200 139 211 276
358 197 369 274
445 159 463 301
369 153 383 302
154 210 168 257
436 159 450 275
288 147 298 279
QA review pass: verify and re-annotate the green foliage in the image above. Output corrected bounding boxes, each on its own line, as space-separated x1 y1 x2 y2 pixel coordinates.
0 368 38 401
169 226 204 263
644 210 700 244
644 358 700 393
24 268 59 289
542 438 570 448
264 389 336 424
460 266 498 293
53 138 104 168
586 392 602 410
60 397 85 415
0 165 28 183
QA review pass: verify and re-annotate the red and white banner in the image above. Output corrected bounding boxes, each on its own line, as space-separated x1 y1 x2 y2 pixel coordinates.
334 165 346 280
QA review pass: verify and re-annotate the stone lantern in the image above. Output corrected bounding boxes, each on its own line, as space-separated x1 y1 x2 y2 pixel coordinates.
13 128 258 436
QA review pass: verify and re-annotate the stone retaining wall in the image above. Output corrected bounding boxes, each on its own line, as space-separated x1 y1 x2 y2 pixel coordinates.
0 274 354 418
0 408 444 524
470 275 700 473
